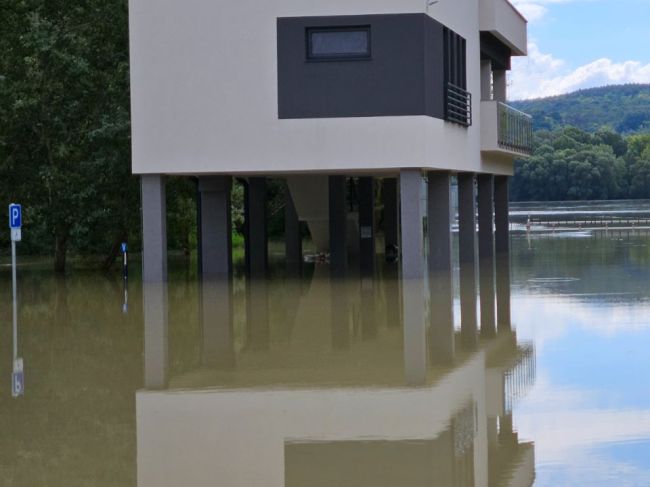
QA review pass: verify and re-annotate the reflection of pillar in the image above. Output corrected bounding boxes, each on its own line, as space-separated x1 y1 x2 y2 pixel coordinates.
383 178 399 260
199 176 234 367
361 276 377 339
201 280 235 366
458 173 478 349
478 174 496 338
400 169 426 385
359 177 376 277
499 413 517 446
143 282 168 388
248 279 270 350
329 176 348 277
427 172 454 364
330 278 350 349
495 176 512 331
383 263 400 328
141 175 168 388
284 182 302 273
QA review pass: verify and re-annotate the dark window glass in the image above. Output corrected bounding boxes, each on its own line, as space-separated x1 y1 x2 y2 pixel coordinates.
307 27 371 60
443 27 467 90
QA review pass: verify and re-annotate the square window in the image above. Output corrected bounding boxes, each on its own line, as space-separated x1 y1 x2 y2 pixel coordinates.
306 26 371 61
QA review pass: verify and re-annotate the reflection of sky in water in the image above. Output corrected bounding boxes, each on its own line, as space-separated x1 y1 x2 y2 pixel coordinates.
510 231 650 485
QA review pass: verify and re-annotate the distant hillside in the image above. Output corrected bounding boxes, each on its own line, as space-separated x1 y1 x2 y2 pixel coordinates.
510 84 650 134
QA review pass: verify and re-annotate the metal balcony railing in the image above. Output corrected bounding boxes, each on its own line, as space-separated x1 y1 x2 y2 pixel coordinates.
497 102 533 155
445 82 472 127
504 344 536 413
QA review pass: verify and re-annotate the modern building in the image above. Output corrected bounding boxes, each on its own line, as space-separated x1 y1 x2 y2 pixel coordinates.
129 0 532 386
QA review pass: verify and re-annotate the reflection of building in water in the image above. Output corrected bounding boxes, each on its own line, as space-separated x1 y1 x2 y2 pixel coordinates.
138 274 536 487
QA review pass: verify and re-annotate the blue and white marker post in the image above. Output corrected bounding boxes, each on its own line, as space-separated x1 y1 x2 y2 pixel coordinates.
9 203 24 398
121 242 128 314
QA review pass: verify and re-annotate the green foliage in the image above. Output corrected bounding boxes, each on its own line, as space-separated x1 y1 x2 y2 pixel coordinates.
0 1 205 271
0 0 138 270
511 84 650 134
511 126 650 201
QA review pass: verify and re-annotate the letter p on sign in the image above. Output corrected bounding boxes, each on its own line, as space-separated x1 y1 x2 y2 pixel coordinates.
9 204 21 229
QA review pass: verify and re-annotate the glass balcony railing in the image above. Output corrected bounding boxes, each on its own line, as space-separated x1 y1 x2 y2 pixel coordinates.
497 102 533 155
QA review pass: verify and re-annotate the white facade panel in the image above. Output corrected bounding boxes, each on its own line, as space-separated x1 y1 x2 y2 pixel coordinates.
479 0 528 55
130 0 521 177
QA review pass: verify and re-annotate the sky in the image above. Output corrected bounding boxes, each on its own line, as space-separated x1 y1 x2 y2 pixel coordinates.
508 0 650 100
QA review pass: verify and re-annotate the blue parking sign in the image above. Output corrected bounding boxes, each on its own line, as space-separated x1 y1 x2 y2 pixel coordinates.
9 204 21 229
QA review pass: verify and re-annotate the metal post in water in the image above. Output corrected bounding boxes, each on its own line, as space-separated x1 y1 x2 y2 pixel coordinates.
121 242 128 313
12 238 17 363
9 203 24 398
122 242 128 281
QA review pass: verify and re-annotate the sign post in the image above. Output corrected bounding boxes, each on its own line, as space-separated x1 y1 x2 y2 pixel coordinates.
9 204 24 397
121 242 128 313
121 242 128 280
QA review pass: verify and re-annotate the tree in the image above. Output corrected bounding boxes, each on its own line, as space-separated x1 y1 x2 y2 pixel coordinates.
0 0 134 272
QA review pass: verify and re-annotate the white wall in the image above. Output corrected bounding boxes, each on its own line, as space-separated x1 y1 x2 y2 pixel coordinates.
130 0 518 177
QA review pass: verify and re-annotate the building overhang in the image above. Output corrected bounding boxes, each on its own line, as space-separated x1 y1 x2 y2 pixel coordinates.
479 0 528 56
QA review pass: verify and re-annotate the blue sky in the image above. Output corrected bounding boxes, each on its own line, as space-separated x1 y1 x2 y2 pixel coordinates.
509 0 650 99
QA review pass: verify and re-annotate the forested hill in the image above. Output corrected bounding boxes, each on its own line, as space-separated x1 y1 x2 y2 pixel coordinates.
510 84 650 134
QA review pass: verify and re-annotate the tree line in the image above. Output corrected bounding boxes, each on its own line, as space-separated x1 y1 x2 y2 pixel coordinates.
511 127 650 201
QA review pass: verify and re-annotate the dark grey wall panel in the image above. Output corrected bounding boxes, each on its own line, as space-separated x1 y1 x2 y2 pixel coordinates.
278 14 446 120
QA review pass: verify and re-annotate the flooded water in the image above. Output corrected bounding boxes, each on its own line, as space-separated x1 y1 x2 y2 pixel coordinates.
2 210 650 486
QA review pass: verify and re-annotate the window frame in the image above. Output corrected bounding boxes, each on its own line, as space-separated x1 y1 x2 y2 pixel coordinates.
305 25 372 62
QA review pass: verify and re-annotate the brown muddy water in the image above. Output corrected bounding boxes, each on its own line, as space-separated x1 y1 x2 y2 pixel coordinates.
2 203 650 486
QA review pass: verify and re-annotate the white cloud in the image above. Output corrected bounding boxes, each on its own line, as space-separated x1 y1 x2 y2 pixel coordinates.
508 43 650 100
511 0 585 22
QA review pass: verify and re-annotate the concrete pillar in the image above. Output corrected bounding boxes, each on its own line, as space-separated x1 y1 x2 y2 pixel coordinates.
358 177 376 276
493 70 507 103
427 171 454 364
329 176 348 277
284 182 302 272
481 60 492 101
245 177 269 349
199 177 233 279
246 177 268 279
495 176 512 331
141 175 168 388
458 173 478 349
400 170 424 280
478 174 496 338
198 176 234 366
400 169 426 385
143 282 168 389
141 175 168 283
383 178 399 261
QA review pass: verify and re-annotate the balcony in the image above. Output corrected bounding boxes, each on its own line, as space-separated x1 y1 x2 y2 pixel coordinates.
481 101 533 157
480 0 528 56
445 82 472 127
